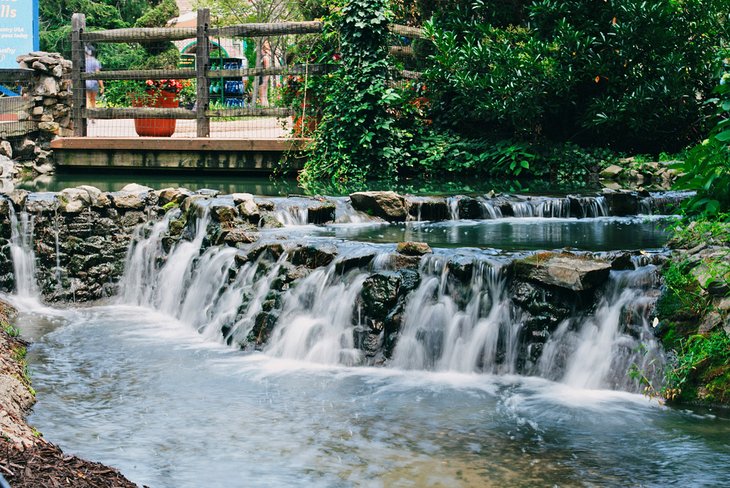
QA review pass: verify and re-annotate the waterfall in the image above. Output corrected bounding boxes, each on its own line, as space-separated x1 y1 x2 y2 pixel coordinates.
387 255 663 391
273 203 309 226
539 269 665 391
390 256 516 373
447 197 460 220
265 266 367 366
113 203 664 392
8 206 39 298
480 200 503 219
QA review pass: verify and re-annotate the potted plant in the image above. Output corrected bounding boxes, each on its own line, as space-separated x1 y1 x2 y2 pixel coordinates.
129 0 182 137
131 79 187 137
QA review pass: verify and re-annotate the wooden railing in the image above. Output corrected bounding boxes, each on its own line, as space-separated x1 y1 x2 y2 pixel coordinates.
71 9 425 138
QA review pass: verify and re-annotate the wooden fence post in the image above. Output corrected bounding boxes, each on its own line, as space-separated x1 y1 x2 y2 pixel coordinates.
71 13 87 137
196 9 210 138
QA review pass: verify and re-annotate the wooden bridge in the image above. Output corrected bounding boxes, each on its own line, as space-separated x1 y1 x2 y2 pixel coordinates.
47 9 423 174
51 10 324 173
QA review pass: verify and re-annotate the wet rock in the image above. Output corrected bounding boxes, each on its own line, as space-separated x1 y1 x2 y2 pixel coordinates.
447 256 475 281
457 196 484 219
58 188 90 214
307 199 336 225
156 187 191 206
602 189 639 216
77 185 110 208
181 194 210 214
513 252 611 291
290 244 338 268
406 196 449 221
24 194 57 214
9 190 28 209
350 191 407 222
606 251 634 271
111 190 147 210
255 199 275 211
223 228 259 246
236 196 260 222
210 203 237 225
334 251 377 274
259 214 283 229
360 272 402 330
396 241 432 256
511 281 573 329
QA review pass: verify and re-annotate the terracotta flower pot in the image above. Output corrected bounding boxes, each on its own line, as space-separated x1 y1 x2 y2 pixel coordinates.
132 90 178 137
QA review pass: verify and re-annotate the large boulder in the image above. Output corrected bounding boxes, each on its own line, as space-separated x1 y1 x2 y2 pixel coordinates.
513 252 611 291
350 191 407 222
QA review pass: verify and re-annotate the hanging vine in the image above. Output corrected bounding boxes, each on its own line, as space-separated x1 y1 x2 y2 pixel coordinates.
300 0 404 184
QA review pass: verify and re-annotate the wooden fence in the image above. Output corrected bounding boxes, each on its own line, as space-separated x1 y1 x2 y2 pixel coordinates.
71 9 424 139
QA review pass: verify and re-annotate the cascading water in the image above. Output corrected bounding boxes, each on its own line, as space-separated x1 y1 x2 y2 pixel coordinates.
8 206 39 298
111 197 667 392
386 254 664 391
391 256 516 373
538 268 665 390
265 266 368 366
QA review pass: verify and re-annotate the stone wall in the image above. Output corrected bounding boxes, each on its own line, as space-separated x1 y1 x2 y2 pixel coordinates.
0 52 73 186
0 185 158 301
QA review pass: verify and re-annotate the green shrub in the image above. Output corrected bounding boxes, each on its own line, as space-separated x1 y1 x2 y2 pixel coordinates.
423 0 727 153
674 73 730 217
663 332 730 403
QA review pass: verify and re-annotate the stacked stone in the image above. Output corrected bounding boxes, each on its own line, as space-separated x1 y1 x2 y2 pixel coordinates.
10 52 73 175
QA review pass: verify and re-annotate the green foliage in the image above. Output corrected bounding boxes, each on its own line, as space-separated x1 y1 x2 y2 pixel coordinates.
407 131 534 177
134 0 179 28
657 259 709 320
674 76 730 217
669 215 730 248
132 0 180 66
422 0 728 152
663 332 730 403
301 0 404 183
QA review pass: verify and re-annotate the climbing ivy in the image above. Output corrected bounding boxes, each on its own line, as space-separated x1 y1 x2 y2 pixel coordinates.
300 0 404 184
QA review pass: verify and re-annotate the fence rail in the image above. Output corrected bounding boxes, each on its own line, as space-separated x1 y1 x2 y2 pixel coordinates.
70 10 425 139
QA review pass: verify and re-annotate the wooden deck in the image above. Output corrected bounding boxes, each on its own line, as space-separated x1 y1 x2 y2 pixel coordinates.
51 136 310 173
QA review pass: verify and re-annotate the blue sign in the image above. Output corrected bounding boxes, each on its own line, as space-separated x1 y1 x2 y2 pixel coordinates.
0 0 40 69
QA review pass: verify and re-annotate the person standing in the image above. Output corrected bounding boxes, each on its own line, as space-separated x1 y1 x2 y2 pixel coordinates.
84 45 104 108
257 40 271 107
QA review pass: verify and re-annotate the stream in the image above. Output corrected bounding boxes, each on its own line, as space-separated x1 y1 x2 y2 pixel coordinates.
3 185 729 487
